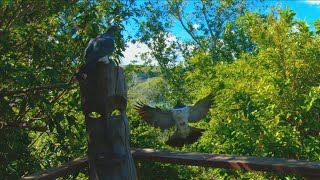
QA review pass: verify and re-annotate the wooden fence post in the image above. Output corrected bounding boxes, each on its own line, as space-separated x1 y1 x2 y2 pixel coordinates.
79 62 137 179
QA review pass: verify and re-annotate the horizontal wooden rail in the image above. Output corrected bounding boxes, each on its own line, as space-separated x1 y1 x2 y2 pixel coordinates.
21 148 320 179
20 157 88 180
132 148 320 179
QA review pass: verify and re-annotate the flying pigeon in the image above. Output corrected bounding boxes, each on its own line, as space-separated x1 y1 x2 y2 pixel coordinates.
135 94 214 147
74 25 120 81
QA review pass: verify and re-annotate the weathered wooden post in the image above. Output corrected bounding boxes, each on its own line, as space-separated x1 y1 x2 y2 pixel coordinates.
79 62 137 179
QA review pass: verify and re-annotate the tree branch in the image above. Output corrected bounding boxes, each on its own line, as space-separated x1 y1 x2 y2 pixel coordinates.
3 3 36 34
200 0 215 42
0 121 48 132
3 83 72 96
167 2 206 52
0 4 9 30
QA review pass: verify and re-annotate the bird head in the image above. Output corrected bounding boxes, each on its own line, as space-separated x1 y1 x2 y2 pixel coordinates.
106 25 121 35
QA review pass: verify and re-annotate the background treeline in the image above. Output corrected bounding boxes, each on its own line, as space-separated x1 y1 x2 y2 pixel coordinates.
0 0 319 179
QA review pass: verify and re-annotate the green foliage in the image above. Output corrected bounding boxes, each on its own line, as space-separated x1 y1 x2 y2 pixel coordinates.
127 6 320 179
183 7 320 178
0 0 135 179
134 0 259 104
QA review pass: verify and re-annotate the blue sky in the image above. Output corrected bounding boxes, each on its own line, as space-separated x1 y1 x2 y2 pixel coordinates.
169 0 320 39
262 0 320 28
121 0 320 65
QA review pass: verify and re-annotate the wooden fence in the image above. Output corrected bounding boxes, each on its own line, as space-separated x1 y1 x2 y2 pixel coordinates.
21 148 320 180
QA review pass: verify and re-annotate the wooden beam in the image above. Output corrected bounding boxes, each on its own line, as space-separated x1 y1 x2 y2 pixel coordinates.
131 148 320 178
20 157 87 180
21 148 320 179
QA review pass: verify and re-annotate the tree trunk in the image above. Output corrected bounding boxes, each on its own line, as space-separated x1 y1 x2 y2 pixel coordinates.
79 62 137 180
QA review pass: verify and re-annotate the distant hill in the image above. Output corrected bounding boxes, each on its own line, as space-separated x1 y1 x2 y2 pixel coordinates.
124 65 167 104
123 65 161 80
128 76 166 104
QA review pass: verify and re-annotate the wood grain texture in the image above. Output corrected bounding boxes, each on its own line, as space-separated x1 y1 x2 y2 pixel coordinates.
132 148 320 178
20 157 88 180
79 63 136 180
21 148 320 179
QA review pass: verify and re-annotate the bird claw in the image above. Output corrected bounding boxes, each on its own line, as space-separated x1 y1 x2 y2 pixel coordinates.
73 73 88 82
97 55 110 64
71 76 78 84
82 73 88 80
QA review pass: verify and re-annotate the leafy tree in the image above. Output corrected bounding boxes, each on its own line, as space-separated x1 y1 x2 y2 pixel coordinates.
134 0 258 104
0 0 136 178
183 7 320 179
126 3 319 180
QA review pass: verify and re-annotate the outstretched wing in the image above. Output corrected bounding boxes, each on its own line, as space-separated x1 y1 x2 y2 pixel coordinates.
135 102 175 130
188 94 214 123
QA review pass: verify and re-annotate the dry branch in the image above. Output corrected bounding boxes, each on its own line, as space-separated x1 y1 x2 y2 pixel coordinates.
3 83 72 96
0 121 47 132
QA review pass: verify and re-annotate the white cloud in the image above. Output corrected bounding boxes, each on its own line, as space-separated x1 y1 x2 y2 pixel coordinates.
304 0 320 5
193 24 200 29
121 41 151 65
292 24 299 32
166 33 178 42
121 33 183 65
186 44 195 52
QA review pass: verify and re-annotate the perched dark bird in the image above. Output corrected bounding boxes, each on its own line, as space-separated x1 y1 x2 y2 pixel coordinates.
84 25 120 65
74 26 120 82
135 94 214 147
